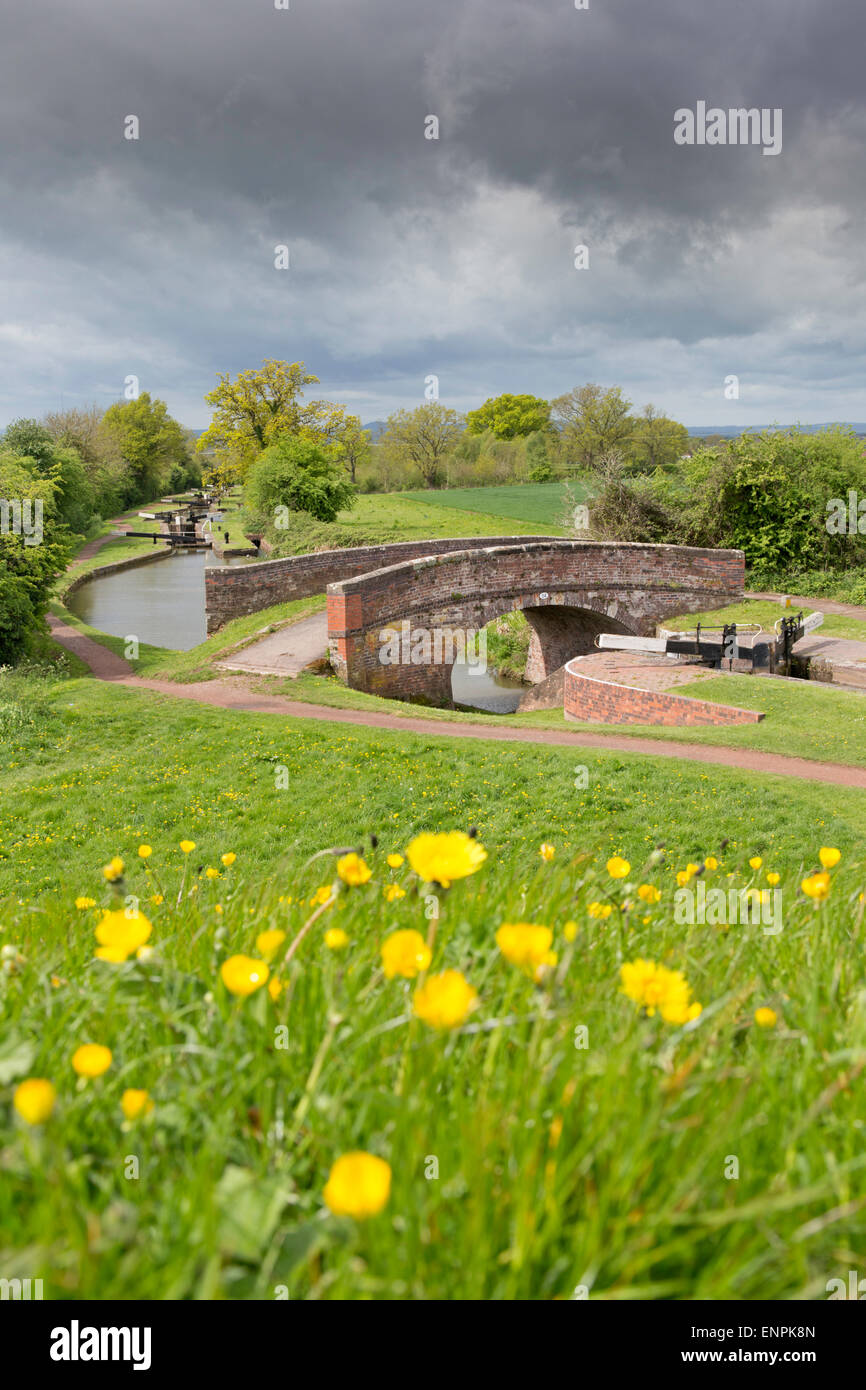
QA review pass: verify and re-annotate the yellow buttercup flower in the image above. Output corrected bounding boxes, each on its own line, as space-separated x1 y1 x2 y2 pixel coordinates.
94 908 152 963
151 893 163 905
620 959 701 1026
563 920 579 942
801 871 831 901
72 1044 112 1078
323 1152 391 1219
766 872 780 886
607 856 630 879
337 852 371 886
749 856 762 870
384 884 406 902
413 970 478 1028
121 1088 154 1120
13 1078 56 1125
221 852 236 867
255 929 286 961
754 1007 777 1028
539 842 555 862
75 896 96 910
381 929 432 980
637 884 661 904
310 885 333 906
819 847 841 869
220 954 269 996
704 856 719 871
179 840 196 854
138 845 152 859
205 866 221 880
387 853 404 869
268 977 283 1001
324 927 349 950
496 923 556 976
406 831 487 888
102 856 124 882
588 901 613 920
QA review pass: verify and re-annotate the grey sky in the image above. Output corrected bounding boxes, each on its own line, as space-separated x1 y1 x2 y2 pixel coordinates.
1 0 864 429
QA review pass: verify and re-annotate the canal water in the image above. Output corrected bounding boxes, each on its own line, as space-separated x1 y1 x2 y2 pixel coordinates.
67 548 251 651
68 547 529 711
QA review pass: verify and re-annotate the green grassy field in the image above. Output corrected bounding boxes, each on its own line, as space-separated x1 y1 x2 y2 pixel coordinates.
1 668 865 1299
403 481 587 529
334 490 572 538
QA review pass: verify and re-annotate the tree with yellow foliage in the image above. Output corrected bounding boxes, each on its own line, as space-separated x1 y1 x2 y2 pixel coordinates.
196 360 332 481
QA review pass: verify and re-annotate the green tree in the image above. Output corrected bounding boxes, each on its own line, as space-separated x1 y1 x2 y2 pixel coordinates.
0 454 70 663
379 403 462 489
101 392 190 504
3 420 97 533
196 360 331 480
244 435 356 526
466 393 550 439
551 384 633 471
629 405 689 473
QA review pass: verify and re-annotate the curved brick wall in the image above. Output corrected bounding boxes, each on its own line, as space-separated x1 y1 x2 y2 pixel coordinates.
204 534 561 632
563 655 764 726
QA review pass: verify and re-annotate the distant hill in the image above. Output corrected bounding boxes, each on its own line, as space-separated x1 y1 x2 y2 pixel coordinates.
362 420 387 441
688 423 866 437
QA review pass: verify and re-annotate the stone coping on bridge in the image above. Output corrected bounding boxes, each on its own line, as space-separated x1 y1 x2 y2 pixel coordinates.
204 534 562 632
563 652 765 727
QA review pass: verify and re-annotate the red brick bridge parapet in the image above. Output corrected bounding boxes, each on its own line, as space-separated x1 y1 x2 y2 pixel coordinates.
204 534 562 633
326 540 745 704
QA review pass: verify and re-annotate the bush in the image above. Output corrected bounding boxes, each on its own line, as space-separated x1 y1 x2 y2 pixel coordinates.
244 435 356 525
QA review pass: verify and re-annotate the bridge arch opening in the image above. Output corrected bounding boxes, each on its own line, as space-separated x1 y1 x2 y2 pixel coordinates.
449 602 640 712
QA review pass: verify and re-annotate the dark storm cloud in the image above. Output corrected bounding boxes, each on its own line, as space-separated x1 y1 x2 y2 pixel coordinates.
0 0 864 426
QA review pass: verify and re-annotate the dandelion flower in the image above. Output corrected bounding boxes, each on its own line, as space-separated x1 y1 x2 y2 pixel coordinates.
801 871 831 901
121 1088 154 1120
496 923 556 976
13 1078 56 1125
620 959 701 1026
754 1007 777 1028
220 954 269 997
381 929 432 980
413 970 478 1028
94 908 152 962
406 831 487 888
255 929 286 961
72 1044 112 1078
323 1152 391 1219
337 852 372 886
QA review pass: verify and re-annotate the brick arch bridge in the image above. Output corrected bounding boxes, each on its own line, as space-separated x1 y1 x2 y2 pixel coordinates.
327 540 744 704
